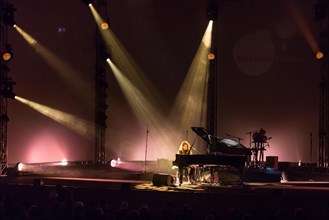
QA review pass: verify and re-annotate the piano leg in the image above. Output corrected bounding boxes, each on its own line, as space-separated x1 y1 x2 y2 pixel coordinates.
210 166 221 184
192 165 204 184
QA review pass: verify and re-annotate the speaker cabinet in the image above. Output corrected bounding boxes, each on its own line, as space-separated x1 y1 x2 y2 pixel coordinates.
152 173 174 186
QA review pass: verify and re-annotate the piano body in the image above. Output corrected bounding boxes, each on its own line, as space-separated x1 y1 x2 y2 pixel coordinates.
173 154 247 169
173 127 251 173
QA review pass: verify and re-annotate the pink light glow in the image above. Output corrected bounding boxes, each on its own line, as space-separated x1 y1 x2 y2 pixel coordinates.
26 131 68 163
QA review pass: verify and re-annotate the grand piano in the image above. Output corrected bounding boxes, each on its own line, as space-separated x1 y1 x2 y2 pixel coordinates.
173 127 251 171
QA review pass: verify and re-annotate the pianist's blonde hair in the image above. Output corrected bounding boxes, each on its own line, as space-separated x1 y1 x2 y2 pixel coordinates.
178 140 192 154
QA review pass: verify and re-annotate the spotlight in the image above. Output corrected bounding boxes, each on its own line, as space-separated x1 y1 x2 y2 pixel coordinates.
101 22 109 30
110 158 122 167
315 50 324 60
16 162 24 172
2 6 16 27
1 44 13 62
61 159 68 166
110 159 116 167
2 52 13 62
208 52 215 60
82 0 93 6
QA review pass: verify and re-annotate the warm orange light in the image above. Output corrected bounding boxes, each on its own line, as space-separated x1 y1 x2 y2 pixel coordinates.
2 52 12 61
208 53 215 60
101 22 109 30
316 50 324 60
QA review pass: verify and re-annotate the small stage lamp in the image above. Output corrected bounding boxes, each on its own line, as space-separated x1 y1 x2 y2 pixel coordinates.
101 22 109 30
315 50 324 60
61 159 68 166
2 51 13 61
2 44 13 62
208 52 215 60
16 162 24 172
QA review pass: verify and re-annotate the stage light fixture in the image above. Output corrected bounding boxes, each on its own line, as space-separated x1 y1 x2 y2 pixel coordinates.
101 21 109 30
2 52 12 61
110 158 122 167
61 159 68 166
16 162 24 172
1 44 13 62
315 50 324 60
208 52 215 60
110 159 116 167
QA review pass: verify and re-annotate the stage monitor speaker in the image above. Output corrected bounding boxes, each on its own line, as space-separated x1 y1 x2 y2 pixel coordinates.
266 156 279 170
152 173 174 186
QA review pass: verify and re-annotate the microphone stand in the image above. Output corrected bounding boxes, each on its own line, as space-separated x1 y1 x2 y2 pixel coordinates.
144 129 149 173
310 132 312 166
309 132 313 181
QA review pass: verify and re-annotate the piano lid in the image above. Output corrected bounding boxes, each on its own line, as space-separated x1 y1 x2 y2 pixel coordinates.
191 127 219 146
191 127 251 155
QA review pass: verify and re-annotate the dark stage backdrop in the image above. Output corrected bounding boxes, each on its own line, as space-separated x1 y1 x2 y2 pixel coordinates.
6 0 321 164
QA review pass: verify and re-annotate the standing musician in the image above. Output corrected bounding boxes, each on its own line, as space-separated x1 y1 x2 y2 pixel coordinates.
177 140 193 185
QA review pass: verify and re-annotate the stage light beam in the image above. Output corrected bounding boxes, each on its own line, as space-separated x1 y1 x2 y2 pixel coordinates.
13 25 92 103
107 58 178 159
88 5 162 111
91 6 214 160
287 1 321 57
89 3 174 159
170 20 214 135
14 96 95 140
88 4 109 31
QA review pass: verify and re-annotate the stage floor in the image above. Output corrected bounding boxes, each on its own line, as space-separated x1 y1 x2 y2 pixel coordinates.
1 169 329 220
2 170 329 192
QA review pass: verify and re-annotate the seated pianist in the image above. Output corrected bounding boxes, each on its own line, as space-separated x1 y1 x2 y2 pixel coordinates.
177 140 193 185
